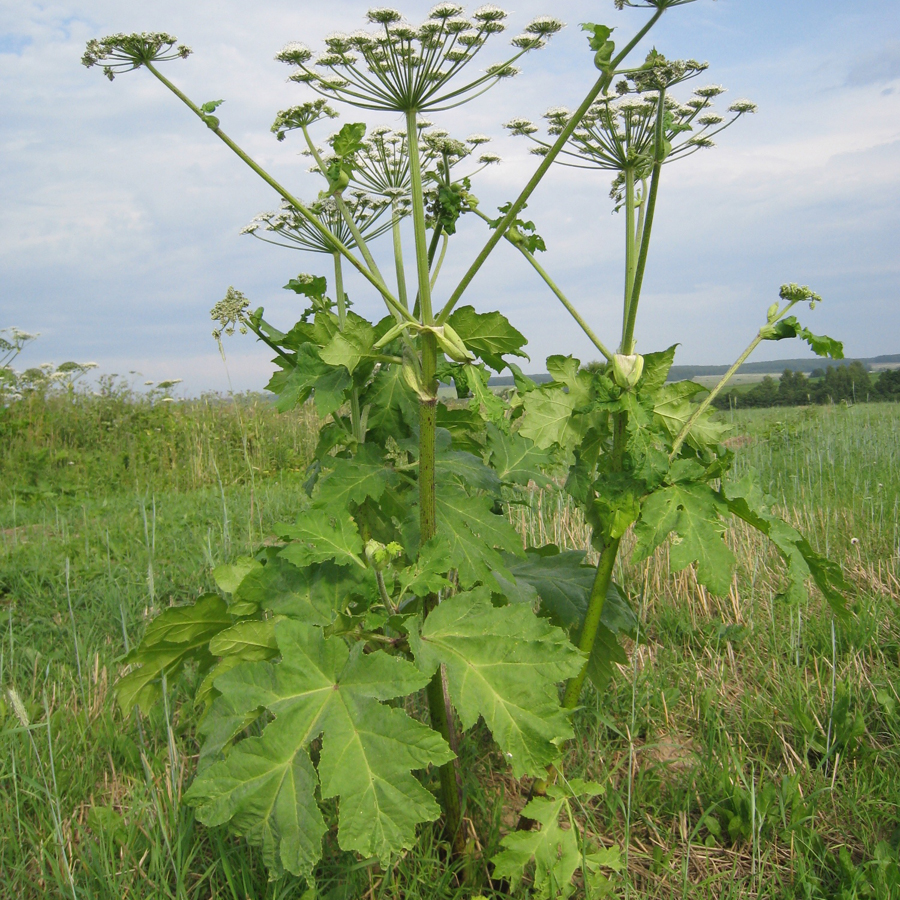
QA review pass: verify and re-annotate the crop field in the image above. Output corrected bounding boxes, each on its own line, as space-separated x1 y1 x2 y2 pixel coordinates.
1 392 899 899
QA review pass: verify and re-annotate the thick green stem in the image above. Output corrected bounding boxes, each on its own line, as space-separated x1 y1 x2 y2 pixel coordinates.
562 538 621 708
409 105 465 846
406 108 435 325
333 253 363 441
143 61 414 324
669 299 800 459
622 167 637 337
436 9 665 325
621 90 667 355
391 200 410 311
418 330 464 853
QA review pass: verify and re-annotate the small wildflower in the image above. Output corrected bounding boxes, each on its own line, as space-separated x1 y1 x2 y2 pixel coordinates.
211 286 251 338
511 34 545 50
82 32 191 80
367 7 404 24
524 16 564 36
694 84 726 98
429 2 464 19
275 42 313 64
728 99 758 114
473 5 508 21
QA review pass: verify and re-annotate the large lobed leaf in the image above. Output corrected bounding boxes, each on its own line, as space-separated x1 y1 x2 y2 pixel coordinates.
409 588 583 778
186 619 454 878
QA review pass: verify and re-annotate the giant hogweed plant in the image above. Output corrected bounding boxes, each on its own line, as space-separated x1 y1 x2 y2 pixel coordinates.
84 2 850 895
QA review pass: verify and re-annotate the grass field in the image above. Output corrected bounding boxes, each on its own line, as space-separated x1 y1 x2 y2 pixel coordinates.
2 392 899 899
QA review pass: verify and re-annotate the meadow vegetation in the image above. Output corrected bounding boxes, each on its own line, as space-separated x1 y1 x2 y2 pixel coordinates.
2 391 899 899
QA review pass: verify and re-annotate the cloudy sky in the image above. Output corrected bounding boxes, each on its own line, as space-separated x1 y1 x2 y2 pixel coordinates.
2 0 899 394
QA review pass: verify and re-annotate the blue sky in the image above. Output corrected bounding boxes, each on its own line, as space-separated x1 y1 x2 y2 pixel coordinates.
2 0 898 394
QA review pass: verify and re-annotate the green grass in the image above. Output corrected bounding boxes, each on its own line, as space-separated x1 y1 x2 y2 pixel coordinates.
2 394 899 898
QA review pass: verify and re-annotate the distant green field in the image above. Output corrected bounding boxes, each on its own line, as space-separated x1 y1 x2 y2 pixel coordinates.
2 395 899 898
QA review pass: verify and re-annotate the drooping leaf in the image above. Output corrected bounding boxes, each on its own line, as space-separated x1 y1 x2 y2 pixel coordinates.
278 508 366 569
436 403 485 454
446 305 528 371
186 620 453 877
409 588 583 778
362 363 418 444
466 364 508 425
116 594 231 713
760 316 844 360
502 549 638 676
633 481 735 595
486 423 554 487
208 619 279 660
725 472 849 615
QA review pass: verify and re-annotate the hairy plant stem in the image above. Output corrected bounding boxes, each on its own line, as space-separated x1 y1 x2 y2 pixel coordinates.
391 200 410 311
623 167 637 337
562 538 622 708
430 234 449 289
669 298 801 458
407 106 465 853
333 252 363 441
473 209 613 362
406 109 435 326
436 8 666 325
143 61 414 325
621 89 667 355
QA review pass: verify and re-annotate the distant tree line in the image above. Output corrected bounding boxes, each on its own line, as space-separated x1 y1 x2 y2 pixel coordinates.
712 362 900 410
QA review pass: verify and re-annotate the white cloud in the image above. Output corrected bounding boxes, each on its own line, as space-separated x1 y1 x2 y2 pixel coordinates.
2 0 899 390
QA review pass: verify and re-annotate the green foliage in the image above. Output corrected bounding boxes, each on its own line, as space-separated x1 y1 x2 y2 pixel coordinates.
116 594 232 714
493 780 621 898
80 7 853 895
410 588 583 778
186 619 452 877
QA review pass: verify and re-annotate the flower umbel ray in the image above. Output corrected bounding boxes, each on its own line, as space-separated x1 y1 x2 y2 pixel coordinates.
82 32 192 80
275 5 563 113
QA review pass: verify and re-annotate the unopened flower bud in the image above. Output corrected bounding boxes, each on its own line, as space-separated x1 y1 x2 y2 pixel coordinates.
612 353 644 389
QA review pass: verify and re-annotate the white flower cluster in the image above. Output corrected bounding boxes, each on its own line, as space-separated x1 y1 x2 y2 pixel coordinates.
83 32 192 80
274 4 560 114
211 286 251 339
